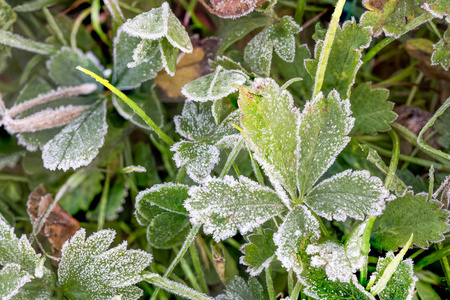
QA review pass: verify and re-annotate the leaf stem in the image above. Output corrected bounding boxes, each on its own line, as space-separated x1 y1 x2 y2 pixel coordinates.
150 224 201 300
43 6 68 46
0 173 29 182
97 168 111 231
312 0 346 97
384 130 400 190
362 37 395 64
291 280 302 300
71 7 91 51
219 136 244 179
76 66 175 146
266 265 276 300
360 216 376 286
247 144 265 186
189 243 209 295
437 243 450 287
91 0 111 46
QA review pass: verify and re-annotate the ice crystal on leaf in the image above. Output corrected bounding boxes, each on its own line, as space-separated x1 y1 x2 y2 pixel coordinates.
215 276 264 300
58 228 152 300
273 205 321 278
422 0 450 22
344 220 369 272
185 176 287 241
304 170 392 221
239 78 300 205
0 263 32 300
181 66 248 102
431 28 450 71
240 228 277 276
296 90 354 197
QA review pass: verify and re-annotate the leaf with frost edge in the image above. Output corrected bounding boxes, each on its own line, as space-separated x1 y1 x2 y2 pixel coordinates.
0 264 33 300
239 228 277 276
135 182 189 216
296 90 355 197
273 205 321 278
185 175 287 241
58 228 152 300
304 170 393 221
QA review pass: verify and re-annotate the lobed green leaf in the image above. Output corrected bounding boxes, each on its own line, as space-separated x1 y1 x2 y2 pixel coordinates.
240 228 276 276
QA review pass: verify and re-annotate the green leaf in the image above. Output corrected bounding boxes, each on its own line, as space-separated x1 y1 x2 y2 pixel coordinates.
175 101 218 141
135 183 190 248
360 0 431 38
350 83 397 135
127 39 160 69
344 220 369 272
0 30 56 55
431 29 450 71
122 2 192 53
240 228 276 276
423 0 450 22
0 219 40 274
181 66 248 102
436 103 450 149
371 192 450 251
373 253 417 300
13 267 58 300
58 228 152 300
0 0 16 30
239 78 299 203
273 205 321 277
215 276 264 300
42 100 108 171
185 176 287 241
216 13 270 55
415 280 441 300
87 179 127 221
113 28 163 90
297 90 354 197
305 20 372 99
47 47 103 90
159 36 178 76
59 170 104 215
302 267 375 300
0 264 32 300
304 170 391 221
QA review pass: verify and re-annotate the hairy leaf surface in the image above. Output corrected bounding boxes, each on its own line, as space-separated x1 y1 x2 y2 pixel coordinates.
297 91 354 196
371 192 450 250
240 228 276 276
215 276 263 300
58 228 152 300
185 176 287 241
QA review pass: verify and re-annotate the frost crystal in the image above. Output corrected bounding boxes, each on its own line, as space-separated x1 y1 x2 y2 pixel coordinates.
0 264 33 300
273 205 321 277
185 176 287 241
58 228 152 300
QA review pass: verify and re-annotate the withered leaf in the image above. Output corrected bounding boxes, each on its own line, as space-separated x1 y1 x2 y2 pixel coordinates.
27 184 80 258
155 35 221 102
199 0 268 19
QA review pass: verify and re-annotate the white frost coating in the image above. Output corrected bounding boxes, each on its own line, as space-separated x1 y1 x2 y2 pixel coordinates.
273 205 321 277
422 2 450 22
296 90 355 196
239 251 275 276
103 0 125 22
306 241 353 283
344 220 368 272
42 101 108 171
181 66 248 102
59 228 152 300
122 165 146 173
185 175 287 241
174 101 217 141
433 175 450 200
127 39 159 68
0 263 33 300
305 170 393 221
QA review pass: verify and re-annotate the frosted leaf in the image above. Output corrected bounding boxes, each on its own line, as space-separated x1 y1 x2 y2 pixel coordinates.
113 27 163 90
374 253 417 300
239 78 300 204
12 266 57 300
122 2 192 53
215 276 264 300
103 0 124 22
58 228 152 300
127 39 159 69
159 37 178 76
306 241 354 283
185 176 287 241
0 30 56 55
0 264 32 300
422 0 450 22
296 90 354 197
46 47 104 91
431 28 450 71
87 179 128 221
135 183 189 216
304 170 392 221
273 205 321 277
171 141 220 183
240 228 276 276
175 101 217 141
305 20 372 99
181 66 248 102
0 218 40 274
42 100 108 171
344 220 369 272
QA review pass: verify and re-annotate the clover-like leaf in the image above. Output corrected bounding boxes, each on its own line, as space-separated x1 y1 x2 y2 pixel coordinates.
58 228 152 300
215 276 264 300
297 90 354 197
371 192 450 250
374 252 417 300
360 0 431 38
239 78 299 203
185 175 287 241
305 20 372 99
0 264 32 300
240 228 276 276
42 100 108 171
304 170 391 221
113 28 163 90
135 183 190 248
273 205 321 278
431 28 450 71
181 66 248 102
244 17 300 76
175 101 218 141
350 83 397 135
